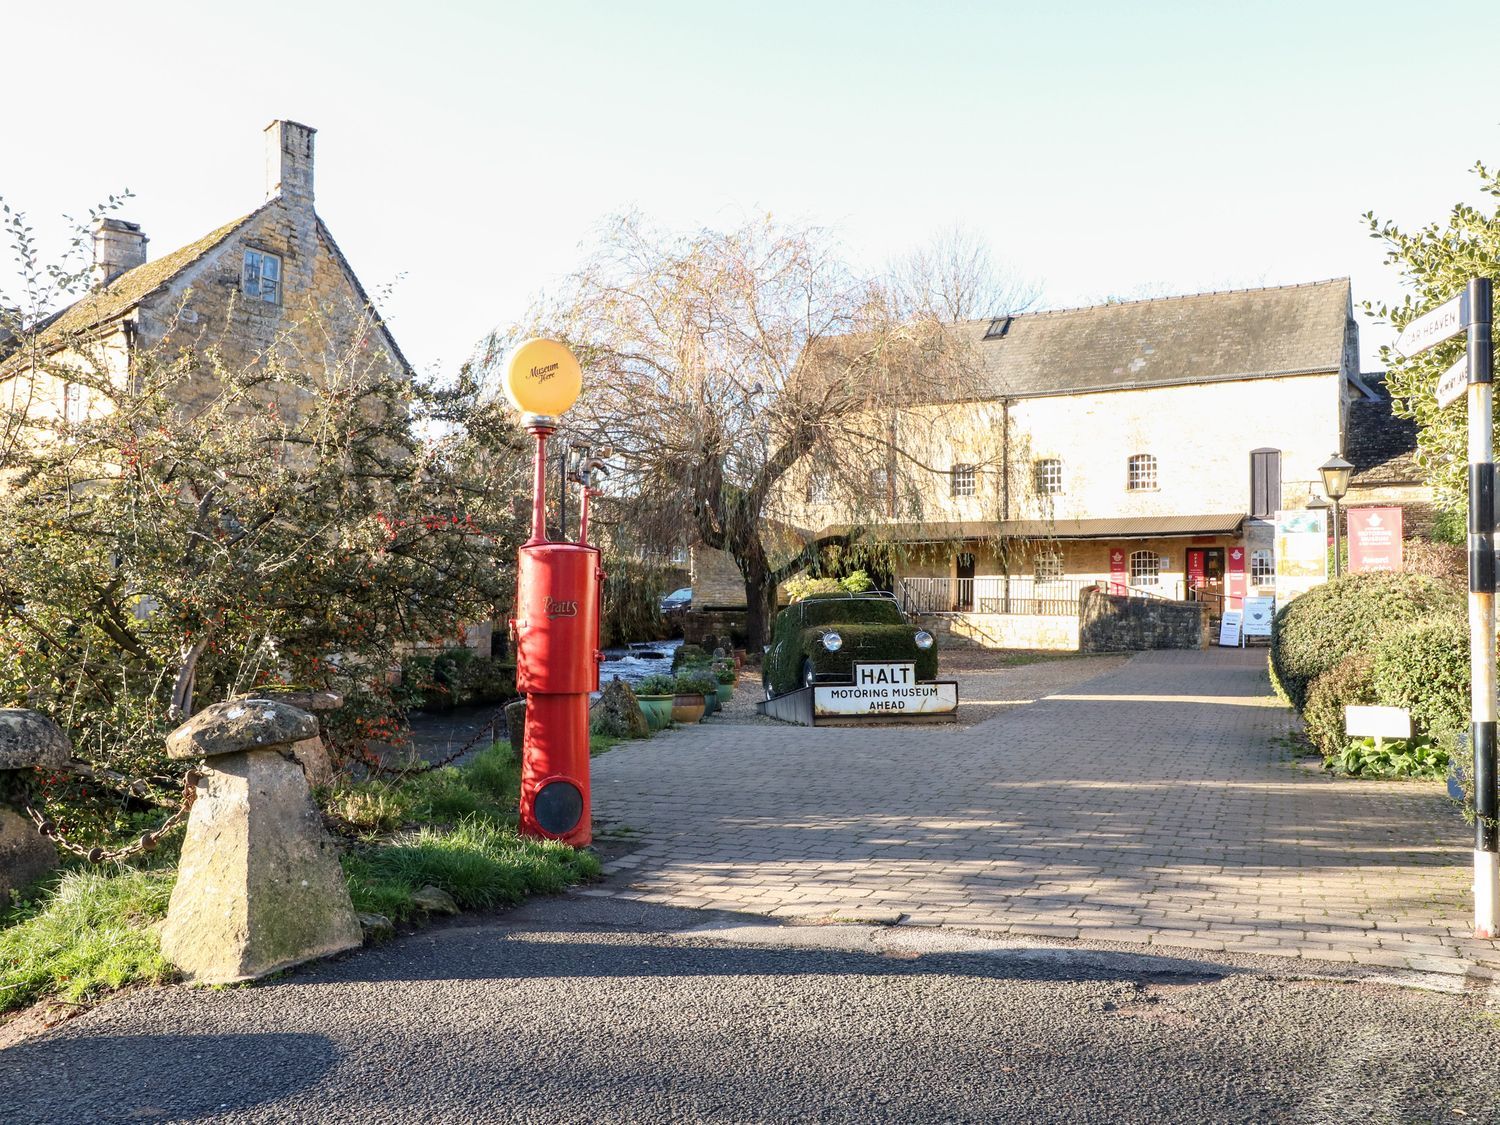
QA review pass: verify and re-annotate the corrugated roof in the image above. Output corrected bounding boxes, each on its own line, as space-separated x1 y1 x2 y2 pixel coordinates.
960 279 1351 398
823 513 1247 542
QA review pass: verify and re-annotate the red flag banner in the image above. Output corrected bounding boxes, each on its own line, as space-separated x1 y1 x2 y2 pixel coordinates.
1226 545 1246 609
1109 547 1127 594
1348 507 1403 573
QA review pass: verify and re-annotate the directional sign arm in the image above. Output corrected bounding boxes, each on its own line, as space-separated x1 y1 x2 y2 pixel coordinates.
1394 292 1469 359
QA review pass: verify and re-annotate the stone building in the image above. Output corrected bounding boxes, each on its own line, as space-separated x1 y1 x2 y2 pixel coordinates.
701 278 1430 649
1 120 410 419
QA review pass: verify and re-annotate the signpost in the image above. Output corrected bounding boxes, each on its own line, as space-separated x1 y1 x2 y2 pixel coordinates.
1437 355 1468 410
1399 279 1496 938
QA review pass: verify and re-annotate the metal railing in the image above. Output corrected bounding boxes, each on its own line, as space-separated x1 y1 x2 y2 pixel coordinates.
896 575 1224 617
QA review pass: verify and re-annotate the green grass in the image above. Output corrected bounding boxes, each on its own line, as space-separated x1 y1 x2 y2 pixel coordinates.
0 867 175 1015
590 733 625 757
343 817 600 921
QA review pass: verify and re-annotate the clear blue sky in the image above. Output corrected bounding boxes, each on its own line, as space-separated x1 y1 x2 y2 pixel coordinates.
4 0 1498 374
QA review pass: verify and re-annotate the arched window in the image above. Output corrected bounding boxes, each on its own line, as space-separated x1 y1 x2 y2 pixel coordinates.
1129 550 1161 586
1127 454 1157 491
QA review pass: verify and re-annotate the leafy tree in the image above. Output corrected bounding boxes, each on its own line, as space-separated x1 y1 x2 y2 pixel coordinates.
1363 162 1500 515
0 201 527 839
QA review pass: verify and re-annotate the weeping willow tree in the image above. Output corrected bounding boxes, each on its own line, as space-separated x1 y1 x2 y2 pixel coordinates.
491 214 1031 646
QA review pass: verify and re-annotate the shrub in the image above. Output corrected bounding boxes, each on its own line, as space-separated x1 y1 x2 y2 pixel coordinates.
784 569 877 603
763 621 938 691
636 673 677 697
1335 736 1449 779
1269 573 1463 712
1303 652 1379 759
1370 617 1470 740
600 557 671 647
671 644 710 671
711 660 737 685
675 671 718 697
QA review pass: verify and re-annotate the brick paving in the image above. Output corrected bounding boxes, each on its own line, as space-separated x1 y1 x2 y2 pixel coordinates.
590 650 1500 975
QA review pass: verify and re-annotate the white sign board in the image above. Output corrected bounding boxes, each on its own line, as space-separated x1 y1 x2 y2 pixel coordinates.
1218 610 1243 647
1394 291 1467 358
1436 355 1468 409
1344 705 1412 740
1243 597 1275 637
814 662 957 717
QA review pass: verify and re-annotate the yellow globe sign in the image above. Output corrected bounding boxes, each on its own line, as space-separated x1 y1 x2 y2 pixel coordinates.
505 338 583 417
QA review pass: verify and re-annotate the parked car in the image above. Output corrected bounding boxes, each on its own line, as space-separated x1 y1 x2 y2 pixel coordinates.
761 593 938 699
659 587 693 613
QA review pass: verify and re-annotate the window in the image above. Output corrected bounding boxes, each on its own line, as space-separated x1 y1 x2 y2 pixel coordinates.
1250 449 1281 517
62 381 85 425
1129 550 1161 586
242 249 282 304
1250 549 1275 587
1034 551 1064 581
806 470 832 504
950 463 976 498
1033 458 1063 495
1127 454 1157 491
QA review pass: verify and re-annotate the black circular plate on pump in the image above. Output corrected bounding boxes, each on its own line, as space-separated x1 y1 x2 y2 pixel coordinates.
533 779 584 836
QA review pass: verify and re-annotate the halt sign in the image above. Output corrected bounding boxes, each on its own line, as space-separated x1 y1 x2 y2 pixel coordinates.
813 662 958 717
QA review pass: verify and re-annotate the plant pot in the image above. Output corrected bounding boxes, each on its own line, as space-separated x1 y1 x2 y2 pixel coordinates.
701 691 718 716
671 693 706 725
716 683 733 705
637 695 674 732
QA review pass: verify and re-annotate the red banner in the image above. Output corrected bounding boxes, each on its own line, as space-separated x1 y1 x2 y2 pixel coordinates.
1348 507 1403 573
1226 545 1246 608
1109 547 1126 594
1187 550 1206 590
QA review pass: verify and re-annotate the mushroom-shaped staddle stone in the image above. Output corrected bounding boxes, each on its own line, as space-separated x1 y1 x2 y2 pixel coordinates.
166 700 318 760
235 688 344 713
0 709 72 772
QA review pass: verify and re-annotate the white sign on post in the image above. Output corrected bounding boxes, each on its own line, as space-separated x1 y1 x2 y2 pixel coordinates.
1344 705 1412 741
1393 291 1467 358
1218 610 1243 647
1436 355 1468 409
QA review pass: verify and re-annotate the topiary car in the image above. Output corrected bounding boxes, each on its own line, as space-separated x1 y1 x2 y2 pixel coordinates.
762 593 937 699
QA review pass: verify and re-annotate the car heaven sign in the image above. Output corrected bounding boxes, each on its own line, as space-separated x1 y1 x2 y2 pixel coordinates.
813 662 958 718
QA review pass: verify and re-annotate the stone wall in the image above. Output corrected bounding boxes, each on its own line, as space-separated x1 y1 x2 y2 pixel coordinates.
690 545 748 609
682 609 747 650
915 612 1079 652
1079 587 1208 652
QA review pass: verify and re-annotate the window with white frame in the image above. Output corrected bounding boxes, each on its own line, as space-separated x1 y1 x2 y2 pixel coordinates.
242 249 282 304
1127 454 1157 491
1034 550 1064 581
1033 458 1063 495
1129 549 1161 586
61 381 85 425
950 463 976 497
806 470 832 504
1250 549 1275 587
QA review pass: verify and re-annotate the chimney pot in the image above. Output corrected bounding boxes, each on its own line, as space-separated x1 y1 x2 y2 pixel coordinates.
91 218 148 288
265 120 316 208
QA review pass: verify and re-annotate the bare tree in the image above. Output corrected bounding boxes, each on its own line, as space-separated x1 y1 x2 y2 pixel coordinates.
888 224 1039 324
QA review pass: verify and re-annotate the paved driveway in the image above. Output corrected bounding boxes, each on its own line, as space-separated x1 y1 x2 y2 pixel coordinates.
592 650 1492 975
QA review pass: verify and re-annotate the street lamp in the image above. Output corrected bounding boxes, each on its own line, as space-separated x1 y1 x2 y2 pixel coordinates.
1318 453 1354 578
504 339 599 847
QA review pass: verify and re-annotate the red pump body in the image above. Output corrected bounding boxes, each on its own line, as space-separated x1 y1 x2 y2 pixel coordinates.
514 540 601 846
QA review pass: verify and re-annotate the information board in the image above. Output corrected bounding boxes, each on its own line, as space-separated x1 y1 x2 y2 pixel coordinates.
1218 610 1243 647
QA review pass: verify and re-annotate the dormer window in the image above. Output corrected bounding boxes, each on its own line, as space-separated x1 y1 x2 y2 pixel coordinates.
242 249 281 305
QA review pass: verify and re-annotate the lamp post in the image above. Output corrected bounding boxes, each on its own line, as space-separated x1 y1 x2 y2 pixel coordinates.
1318 453 1353 578
504 339 599 847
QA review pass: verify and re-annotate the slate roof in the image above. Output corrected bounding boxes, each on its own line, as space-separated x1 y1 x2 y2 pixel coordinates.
1347 372 1421 486
960 278 1352 398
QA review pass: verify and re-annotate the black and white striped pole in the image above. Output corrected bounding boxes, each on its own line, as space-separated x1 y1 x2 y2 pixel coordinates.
1395 277 1496 937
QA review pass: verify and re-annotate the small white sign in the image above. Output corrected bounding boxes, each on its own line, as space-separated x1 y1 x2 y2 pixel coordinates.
1345 705 1412 740
1243 597 1275 637
1436 355 1468 409
814 679 957 717
1218 610 1243 647
855 662 917 687
1393 291 1467 358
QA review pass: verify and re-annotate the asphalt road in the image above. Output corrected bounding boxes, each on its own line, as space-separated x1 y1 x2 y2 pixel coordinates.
5 895 1500 1124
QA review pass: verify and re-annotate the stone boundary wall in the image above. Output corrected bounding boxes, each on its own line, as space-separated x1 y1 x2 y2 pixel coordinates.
1078 587 1208 653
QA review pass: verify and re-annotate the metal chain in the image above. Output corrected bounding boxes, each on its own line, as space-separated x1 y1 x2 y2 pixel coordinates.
25 769 203 864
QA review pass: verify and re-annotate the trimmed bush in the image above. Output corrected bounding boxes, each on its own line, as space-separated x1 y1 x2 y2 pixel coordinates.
1269 573 1463 712
1370 617 1469 740
1302 651 1378 759
671 644 710 672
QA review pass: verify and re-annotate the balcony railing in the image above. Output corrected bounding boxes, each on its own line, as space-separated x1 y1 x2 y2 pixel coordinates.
896 575 1214 617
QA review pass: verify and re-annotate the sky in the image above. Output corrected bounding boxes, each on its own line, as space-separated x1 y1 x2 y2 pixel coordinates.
3 0 1498 377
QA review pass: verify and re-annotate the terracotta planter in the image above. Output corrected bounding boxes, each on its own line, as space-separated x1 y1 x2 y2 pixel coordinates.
671 693 706 724
637 696 674 731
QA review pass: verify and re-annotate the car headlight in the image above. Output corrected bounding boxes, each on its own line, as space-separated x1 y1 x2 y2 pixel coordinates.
821 631 843 652
914 630 934 650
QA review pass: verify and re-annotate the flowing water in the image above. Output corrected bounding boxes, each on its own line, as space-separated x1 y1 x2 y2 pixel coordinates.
597 638 684 686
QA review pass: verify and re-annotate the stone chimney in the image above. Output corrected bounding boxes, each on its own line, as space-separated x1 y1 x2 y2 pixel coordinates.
265 120 316 209
91 218 148 287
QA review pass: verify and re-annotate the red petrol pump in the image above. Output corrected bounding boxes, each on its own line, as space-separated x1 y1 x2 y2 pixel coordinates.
505 340 599 847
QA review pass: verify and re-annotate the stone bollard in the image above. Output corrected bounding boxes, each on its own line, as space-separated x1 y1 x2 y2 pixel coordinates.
0 710 70 902
504 698 526 762
232 688 343 789
160 698 361 984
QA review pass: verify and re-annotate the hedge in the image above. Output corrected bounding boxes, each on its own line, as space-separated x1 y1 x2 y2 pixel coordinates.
764 621 938 690
400 649 518 712
1369 617 1469 740
1302 651 1378 759
1269 573 1463 712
